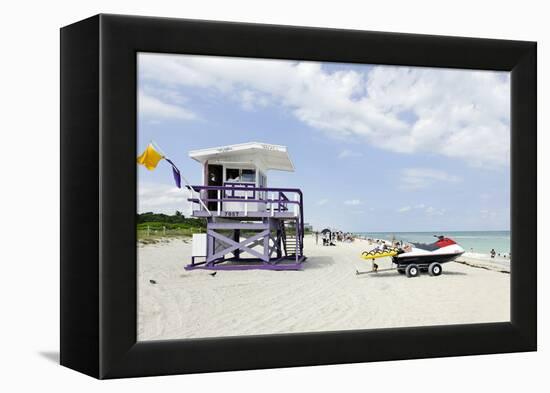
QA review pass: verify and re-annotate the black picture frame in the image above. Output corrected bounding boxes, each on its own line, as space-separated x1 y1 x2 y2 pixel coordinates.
60 14 537 379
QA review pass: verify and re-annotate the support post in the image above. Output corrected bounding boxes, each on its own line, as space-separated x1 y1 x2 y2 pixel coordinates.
277 221 283 258
263 225 270 261
207 229 215 266
296 221 299 262
233 229 240 259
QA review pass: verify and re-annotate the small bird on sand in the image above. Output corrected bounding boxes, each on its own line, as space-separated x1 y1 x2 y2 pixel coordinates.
149 279 157 284
209 272 217 277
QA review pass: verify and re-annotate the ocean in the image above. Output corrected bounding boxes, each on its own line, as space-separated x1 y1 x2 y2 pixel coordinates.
355 231 511 259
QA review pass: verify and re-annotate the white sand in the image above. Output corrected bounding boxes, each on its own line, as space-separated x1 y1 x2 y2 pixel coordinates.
138 236 510 341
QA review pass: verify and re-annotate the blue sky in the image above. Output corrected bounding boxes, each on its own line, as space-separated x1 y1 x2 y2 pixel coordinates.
137 53 510 232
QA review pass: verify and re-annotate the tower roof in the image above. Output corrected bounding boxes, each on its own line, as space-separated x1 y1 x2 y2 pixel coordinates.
189 142 295 172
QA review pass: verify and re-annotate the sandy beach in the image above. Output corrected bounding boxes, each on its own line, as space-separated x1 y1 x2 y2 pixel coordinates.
138 235 510 341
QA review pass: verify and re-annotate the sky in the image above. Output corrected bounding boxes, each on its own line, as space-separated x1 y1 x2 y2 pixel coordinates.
137 53 510 232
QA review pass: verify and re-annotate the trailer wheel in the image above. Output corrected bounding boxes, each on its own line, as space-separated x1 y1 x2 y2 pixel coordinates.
428 262 442 276
405 264 419 278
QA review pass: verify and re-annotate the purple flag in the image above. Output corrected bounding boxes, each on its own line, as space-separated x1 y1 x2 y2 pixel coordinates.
164 158 181 188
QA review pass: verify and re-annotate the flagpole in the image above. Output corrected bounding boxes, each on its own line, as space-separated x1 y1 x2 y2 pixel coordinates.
149 140 212 216
150 140 168 157
180 172 212 217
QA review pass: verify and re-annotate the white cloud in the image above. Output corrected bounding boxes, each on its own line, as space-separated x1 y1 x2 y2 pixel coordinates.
316 198 329 206
138 182 192 216
480 209 497 219
138 90 196 121
344 199 362 206
398 204 444 216
425 206 446 216
399 168 461 190
238 89 270 111
139 53 510 168
338 149 363 159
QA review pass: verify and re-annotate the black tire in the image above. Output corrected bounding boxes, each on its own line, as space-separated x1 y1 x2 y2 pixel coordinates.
428 262 442 276
405 264 419 278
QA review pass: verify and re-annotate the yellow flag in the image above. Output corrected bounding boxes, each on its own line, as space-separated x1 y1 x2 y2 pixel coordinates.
137 144 164 170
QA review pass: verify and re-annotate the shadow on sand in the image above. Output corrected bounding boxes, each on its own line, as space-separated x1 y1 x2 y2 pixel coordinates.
355 271 401 278
441 270 468 276
302 256 335 270
356 269 468 278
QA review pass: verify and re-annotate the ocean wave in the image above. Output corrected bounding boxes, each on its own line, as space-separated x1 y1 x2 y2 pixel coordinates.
463 252 511 264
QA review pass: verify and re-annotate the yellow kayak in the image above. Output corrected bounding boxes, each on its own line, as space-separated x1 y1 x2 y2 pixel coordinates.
361 248 399 260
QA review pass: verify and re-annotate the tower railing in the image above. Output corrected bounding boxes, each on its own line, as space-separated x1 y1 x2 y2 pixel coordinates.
187 185 304 254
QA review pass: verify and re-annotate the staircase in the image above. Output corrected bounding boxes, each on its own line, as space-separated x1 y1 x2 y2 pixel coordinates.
282 220 299 257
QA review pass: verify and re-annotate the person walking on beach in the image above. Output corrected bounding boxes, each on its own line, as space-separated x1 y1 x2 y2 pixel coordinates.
315 231 319 245
490 249 496 259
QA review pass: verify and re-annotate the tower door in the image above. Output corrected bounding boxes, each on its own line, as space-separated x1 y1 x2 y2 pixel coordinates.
207 164 223 211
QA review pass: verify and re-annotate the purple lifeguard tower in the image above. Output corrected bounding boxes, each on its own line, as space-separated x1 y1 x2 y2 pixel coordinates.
185 142 305 270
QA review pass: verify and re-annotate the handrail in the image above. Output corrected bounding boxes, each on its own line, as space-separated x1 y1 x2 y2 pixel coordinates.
188 198 299 204
188 185 304 247
223 182 257 199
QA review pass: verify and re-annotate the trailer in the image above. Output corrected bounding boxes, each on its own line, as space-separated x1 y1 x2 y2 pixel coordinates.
356 260 445 278
357 236 465 277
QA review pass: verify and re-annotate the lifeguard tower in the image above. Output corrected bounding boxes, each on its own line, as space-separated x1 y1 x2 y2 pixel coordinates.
185 142 305 270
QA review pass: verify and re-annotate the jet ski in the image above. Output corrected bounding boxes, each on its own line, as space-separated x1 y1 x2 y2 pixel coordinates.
392 235 465 277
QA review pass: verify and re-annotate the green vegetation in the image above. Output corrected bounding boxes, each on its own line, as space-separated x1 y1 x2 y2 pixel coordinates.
136 211 312 244
137 211 206 241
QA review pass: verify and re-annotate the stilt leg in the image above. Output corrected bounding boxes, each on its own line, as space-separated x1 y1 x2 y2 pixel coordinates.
233 229 240 260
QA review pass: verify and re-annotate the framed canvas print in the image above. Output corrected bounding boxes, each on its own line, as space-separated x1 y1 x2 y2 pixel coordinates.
60 14 536 379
